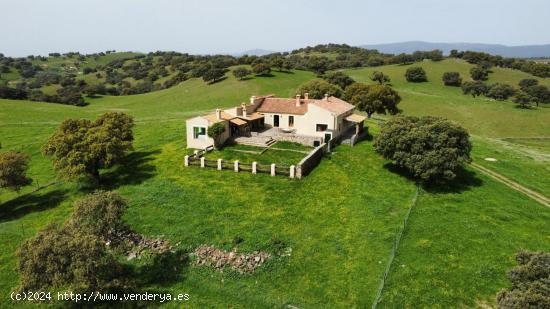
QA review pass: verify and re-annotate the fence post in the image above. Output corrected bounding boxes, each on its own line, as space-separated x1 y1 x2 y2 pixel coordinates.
200 157 205 168
289 165 295 179
217 159 222 170
184 155 189 167
194 150 199 159
252 162 257 174
234 160 239 172
271 163 276 176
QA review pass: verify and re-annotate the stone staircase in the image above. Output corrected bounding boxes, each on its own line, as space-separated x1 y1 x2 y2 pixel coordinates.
233 136 276 147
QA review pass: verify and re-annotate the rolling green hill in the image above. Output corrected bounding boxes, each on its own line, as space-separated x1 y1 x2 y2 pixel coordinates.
1 60 549 308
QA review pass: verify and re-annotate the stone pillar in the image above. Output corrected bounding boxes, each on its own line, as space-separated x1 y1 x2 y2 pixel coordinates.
234 160 239 172
184 155 189 167
252 162 257 174
200 157 205 168
217 159 223 170
271 163 276 176
290 165 295 179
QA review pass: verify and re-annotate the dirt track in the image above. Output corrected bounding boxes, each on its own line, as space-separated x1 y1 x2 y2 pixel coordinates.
471 162 550 208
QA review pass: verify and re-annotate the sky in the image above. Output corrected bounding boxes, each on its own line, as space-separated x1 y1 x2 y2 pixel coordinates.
1 0 550 56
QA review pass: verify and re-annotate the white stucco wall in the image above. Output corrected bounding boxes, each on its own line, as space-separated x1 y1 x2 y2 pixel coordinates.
185 117 230 149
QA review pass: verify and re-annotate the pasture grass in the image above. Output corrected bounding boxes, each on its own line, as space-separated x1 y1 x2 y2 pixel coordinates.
1 59 550 307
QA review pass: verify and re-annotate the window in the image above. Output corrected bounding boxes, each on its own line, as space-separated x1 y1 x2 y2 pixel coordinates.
288 116 294 127
316 124 328 132
193 126 206 139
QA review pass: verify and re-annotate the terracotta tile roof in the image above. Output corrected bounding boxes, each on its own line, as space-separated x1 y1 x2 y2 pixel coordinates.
345 113 367 123
312 96 355 115
256 98 309 115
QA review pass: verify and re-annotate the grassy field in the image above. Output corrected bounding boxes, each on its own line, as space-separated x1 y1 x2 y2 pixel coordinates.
1 60 550 308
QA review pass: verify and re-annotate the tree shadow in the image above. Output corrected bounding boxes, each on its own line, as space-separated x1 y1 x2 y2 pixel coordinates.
238 76 253 81
255 73 274 77
101 150 158 190
135 249 190 287
383 163 483 194
207 76 228 85
0 189 67 223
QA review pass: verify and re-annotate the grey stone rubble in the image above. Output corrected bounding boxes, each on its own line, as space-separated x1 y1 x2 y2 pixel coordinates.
192 244 271 273
107 229 172 260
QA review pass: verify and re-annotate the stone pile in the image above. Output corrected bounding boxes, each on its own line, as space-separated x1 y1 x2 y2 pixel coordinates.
107 229 172 259
192 245 271 273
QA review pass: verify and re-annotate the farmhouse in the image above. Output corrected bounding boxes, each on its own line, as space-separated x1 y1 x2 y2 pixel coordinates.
186 94 366 149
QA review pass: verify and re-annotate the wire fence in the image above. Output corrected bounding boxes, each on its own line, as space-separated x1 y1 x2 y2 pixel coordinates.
371 184 421 309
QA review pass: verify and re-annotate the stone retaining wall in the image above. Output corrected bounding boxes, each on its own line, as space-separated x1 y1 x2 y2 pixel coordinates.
295 143 327 179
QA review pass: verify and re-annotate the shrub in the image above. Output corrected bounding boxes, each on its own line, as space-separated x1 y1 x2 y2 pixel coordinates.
487 83 516 100
323 71 355 89
0 151 32 192
207 122 226 148
350 84 401 118
405 67 427 82
16 224 125 293
370 71 390 84
252 63 271 76
470 66 489 81
461 81 488 97
442 72 462 86
296 80 343 99
518 78 538 90
232 67 252 80
67 191 128 239
496 251 550 308
513 92 533 109
374 116 472 183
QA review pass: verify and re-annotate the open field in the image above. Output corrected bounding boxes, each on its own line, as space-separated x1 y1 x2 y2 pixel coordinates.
1 60 550 307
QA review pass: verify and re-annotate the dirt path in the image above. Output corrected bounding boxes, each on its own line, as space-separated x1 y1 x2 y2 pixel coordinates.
471 162 550 208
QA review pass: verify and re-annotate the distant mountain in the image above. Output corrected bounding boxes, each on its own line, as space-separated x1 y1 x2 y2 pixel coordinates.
231 49 278 57
360 41 550 58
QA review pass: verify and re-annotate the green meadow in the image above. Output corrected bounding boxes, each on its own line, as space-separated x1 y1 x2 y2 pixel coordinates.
1 59 550 308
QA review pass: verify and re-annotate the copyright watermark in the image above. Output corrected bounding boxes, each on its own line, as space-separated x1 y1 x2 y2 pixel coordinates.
11 291 190 303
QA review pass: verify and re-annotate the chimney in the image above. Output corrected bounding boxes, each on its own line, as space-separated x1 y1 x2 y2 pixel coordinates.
295 94 301 107
304 92 309 100
250 95 256 105
215 108 221 120
324 93 329 101
241 103 247 118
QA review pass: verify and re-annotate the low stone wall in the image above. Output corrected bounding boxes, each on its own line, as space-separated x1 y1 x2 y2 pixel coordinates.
295 143 327 179
272 134 323 147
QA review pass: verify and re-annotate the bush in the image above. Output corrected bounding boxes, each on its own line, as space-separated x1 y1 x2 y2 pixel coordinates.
518 78 538 90
16 224 125 293
370 71 390 84
524 85 550 105
487 83 516 100
374 116 471 183
405 67 427 82
67 191 128 239
470 66 489 81
513 92 533 109
207 122 226 148
252 63 271 76
296 80 343 99
323 71 355 89
496 251 550 308
0 151 32 192
461 81 488 97
442 72 462 86
232 67 252 80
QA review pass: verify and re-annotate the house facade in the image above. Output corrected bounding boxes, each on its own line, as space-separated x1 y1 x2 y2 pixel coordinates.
186 93 366 149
